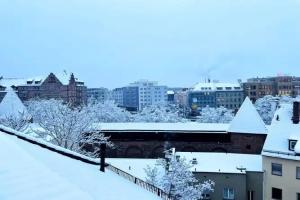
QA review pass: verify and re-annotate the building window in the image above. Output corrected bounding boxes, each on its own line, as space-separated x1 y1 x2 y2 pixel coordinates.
223 188 234 200
272 163 282 176
272 187 282 200
297 167 300 179
289 140 297 151
297 193 300 200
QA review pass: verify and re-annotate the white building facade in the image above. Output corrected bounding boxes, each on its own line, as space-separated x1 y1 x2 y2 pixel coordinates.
130 80 168 110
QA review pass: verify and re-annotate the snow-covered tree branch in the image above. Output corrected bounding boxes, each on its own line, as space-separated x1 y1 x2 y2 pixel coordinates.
0 111 30 131
88 99 132 122
27 99 113 156
144 156 215 200
134 104 187 123
197 106 234 123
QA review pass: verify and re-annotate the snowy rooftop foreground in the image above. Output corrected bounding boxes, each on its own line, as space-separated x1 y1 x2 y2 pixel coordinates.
0 88 28 118
263 103 300 160
228 97 268 134
97 122 229 133
0 131 160 200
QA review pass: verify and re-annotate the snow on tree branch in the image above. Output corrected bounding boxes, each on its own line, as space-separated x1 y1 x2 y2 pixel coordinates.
144 156 214 200
27 99 113 156
196 106 234 123
0 111 30 131
134 104 187 123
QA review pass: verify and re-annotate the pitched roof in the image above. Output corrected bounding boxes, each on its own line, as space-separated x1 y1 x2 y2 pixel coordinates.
228 97 267 134
263 103 300 160
0 87 28 118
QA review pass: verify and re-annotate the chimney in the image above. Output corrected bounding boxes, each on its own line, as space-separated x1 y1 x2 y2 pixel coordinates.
292 101 300 124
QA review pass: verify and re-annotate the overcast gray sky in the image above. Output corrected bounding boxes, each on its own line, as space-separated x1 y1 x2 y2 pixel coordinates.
1 0 300 88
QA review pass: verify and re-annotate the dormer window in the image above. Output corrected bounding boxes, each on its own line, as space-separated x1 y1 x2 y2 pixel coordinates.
289 140 297 151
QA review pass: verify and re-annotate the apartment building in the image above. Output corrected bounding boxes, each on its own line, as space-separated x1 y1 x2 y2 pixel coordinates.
0 72 87 106
87 87 110 102
244 76 300 102
262 101 300 200
188 81 244 110
112 80 167 111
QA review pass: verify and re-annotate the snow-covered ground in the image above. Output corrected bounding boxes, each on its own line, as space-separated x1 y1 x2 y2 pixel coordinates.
0 131 160 200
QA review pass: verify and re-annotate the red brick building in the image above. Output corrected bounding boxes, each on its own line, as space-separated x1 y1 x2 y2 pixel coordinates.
0 72 87 105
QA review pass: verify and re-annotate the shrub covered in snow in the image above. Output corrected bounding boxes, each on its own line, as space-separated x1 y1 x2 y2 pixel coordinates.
88 99 132 122
134 104 187 123
196 106 234 123
254 95 278 125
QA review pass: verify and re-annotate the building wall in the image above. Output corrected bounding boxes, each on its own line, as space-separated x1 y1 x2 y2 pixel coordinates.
16 73 87 105
188 88 244 110
123 86 139 111
216 90 244 110
263 156 300 200
103 132 266 158
194 172 247 200
112 88 124 106
112 80 168 111
244 76 300 102
189 91 216 109
87 88 109 102
246 171 264 200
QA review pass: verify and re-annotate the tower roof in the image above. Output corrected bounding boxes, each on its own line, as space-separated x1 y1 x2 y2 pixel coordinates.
0 87 28 118
228 97 267 134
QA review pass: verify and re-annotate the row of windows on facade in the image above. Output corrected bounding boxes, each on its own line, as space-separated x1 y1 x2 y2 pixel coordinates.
198 87 241 91
193 97 242 103
216 93 243 97
139 87 164 90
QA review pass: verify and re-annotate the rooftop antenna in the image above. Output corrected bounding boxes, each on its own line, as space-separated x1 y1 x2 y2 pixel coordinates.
236 166 247 173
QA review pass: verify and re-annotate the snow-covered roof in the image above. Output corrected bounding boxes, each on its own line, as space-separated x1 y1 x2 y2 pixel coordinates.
177 152 262 173
97 122 229 133
0 128 160 200
108 153 262 179
18 71 83 87
0 78 27 88
192 82 242 92
263 103 300 160
228 97 268 134
0 88 28 118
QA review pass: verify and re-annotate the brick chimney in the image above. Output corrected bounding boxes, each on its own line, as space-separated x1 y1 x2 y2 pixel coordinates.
292 101 300 124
